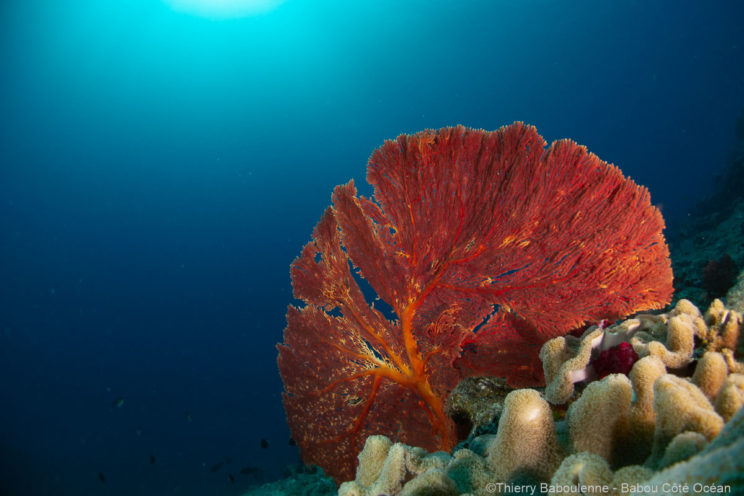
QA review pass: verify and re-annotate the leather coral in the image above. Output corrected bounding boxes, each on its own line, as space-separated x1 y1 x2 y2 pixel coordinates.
277 123 673 482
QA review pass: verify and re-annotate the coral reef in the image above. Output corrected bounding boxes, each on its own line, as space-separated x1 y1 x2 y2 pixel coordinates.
337 300 744 495
702 298 744 356
540 298 741 405
671 203 744 306
691 351 728 400
445 377 514 440
656 431 707 469
550 453 613 490
647 374 724 467
278 123 673 482
668 111 744 308
715 373 744 422
628 408 744 496
702 254 739 297
566 374 633 464
485 389 563 481
591 342 638 379
240 466 336 496
541 326 603 404
725 269 744 313
337 436 454 496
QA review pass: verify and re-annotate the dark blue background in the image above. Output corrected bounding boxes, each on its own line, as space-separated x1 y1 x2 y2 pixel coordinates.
1 1 743 494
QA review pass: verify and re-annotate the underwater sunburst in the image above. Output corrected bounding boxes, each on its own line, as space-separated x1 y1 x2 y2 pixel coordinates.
164 0 285 18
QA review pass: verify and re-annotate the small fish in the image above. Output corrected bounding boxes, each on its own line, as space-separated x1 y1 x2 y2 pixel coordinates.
97 472 105 484
150 455 156 465
227 473 235 484
288 437 296 446
260 438 269 449
209 461 224 473
111 397 124 408
185 411 192 422
240 466 259 475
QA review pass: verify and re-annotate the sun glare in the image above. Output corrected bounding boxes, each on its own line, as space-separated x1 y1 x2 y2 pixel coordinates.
164 0 285 18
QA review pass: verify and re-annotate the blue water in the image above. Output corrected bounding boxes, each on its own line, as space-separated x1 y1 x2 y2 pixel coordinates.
1 1 742 494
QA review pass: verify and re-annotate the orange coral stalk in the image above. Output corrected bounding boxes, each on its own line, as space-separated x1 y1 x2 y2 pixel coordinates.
277 123 673 483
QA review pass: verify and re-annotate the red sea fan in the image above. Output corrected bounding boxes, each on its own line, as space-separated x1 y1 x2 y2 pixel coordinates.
276 123 673 483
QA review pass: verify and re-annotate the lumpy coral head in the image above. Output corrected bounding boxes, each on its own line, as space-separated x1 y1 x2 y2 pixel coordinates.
276 123 673 483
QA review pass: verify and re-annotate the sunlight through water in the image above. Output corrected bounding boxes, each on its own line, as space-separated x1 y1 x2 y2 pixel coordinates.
164 0 286 18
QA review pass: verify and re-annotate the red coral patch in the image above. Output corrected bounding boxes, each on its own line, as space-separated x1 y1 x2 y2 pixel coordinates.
592 342 639 378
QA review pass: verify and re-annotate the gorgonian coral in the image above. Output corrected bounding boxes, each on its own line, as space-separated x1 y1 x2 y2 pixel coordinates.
277 123 673 482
